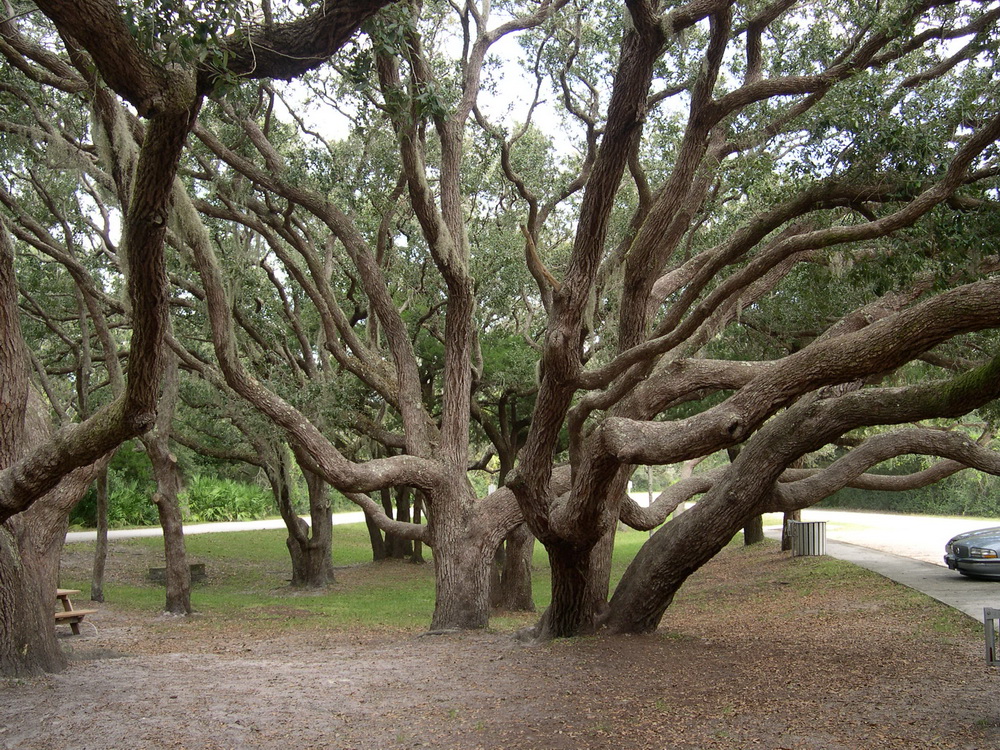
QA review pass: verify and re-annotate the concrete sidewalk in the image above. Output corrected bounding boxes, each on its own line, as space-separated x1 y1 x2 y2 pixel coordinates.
764 509 1000 623
820 539 1000 623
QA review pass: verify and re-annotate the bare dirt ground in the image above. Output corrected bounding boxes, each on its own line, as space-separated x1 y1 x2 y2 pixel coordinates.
4 542 1000 750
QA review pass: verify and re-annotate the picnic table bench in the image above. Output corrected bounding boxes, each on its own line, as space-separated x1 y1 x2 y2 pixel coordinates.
55 588 97 635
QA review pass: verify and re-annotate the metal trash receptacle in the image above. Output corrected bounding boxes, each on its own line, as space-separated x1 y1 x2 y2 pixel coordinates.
789 520 827 556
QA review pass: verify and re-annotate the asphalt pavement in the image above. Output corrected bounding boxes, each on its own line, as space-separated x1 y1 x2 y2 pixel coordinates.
64 511 366 544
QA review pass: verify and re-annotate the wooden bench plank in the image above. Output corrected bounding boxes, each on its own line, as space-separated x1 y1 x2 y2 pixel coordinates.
56 588 81 596
54 609 97 620
54 608 97 635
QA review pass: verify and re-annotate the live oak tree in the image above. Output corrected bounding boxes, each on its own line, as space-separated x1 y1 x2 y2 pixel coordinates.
0 0 396 676
503 0 1000 637
169 0 1000 638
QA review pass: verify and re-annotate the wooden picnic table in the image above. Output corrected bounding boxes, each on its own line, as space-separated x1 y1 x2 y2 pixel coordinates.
55 588 97 635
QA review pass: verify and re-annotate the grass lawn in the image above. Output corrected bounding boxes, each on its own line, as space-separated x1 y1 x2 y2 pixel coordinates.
59 523 656 634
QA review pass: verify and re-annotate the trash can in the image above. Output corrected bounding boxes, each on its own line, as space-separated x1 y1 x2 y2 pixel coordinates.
789 520 827 556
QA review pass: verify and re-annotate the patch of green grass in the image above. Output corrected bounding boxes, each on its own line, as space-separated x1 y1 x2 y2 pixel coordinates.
65 521 966 641
61 524 663 634
61 524 438 631
925 611 976 636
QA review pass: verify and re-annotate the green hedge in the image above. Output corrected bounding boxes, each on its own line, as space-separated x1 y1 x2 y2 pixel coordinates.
70 473 276 529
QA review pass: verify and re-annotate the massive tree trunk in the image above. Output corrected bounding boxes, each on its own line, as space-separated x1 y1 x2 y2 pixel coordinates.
427 486 498 630
530 463 628 636
0 516 63 677
603 500 738 634
0 217 50 675
0 402 102 676
538 542 599 638
429 532 494 630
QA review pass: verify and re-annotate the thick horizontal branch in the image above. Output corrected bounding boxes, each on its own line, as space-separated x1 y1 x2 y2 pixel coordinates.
769 429 1000 512
344 491 430 543
601 275 1000 465
216 0 395 83
619 468 725 530
780 458 965 493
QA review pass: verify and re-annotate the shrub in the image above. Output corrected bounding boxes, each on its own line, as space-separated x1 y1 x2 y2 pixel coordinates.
70 468 159 529
183 475 274 523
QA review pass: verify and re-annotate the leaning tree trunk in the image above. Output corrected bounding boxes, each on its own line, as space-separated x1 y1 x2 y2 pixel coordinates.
603 503 729 634
604 455 782 634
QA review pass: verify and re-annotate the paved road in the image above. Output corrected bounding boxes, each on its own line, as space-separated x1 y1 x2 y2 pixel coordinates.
64 511 366 544
66 507 1000 623
769 509 1000 623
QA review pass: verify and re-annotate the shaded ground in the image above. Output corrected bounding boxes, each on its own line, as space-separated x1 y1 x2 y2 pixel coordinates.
4 542 1000 749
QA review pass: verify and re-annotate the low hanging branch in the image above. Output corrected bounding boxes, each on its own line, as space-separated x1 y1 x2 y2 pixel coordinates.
771 428 1000 512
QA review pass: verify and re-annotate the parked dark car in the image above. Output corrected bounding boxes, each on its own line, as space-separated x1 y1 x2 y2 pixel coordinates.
945 527 1000 578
